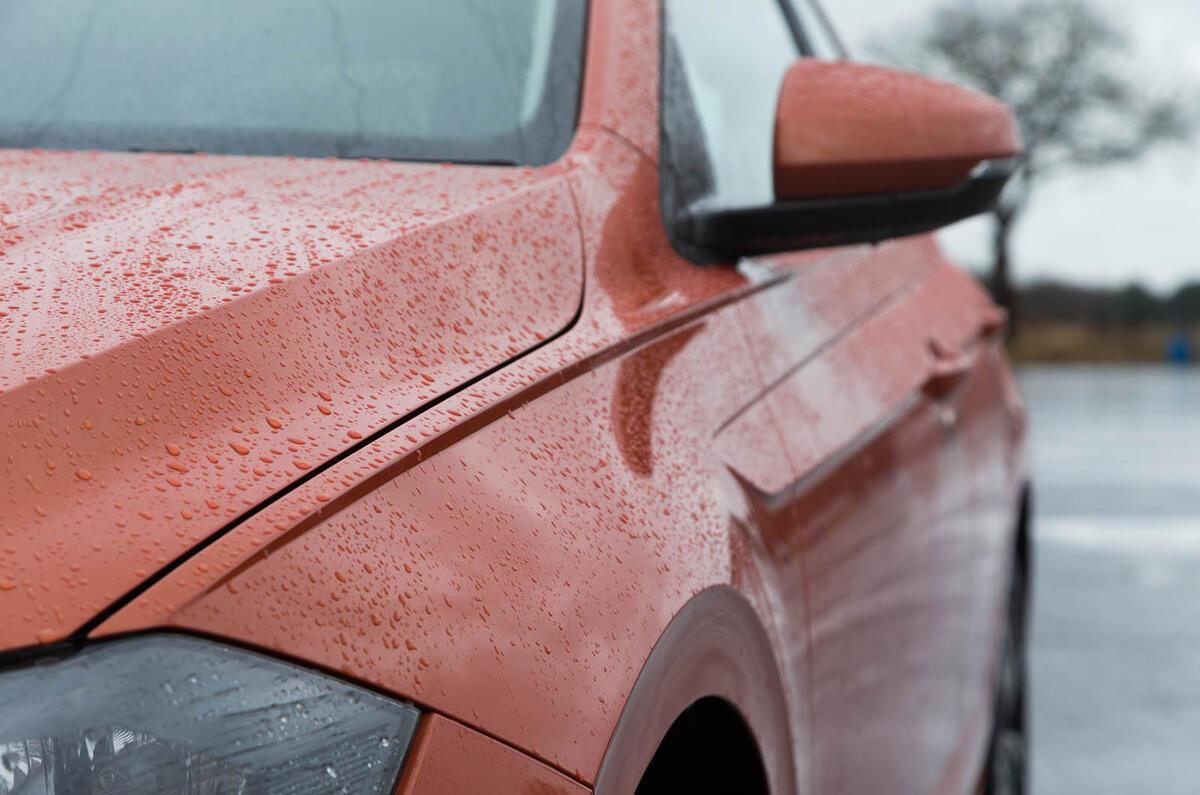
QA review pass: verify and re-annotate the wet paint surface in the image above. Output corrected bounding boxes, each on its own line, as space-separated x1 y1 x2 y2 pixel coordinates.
92 131 783 782
729 241 1025 795
0 149 583 646
0 0 1025 790
772 60 1020 198
394 714 588 795
765 271 1020 795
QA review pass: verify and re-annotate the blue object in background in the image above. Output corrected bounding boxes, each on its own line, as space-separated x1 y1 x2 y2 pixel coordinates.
1166 332 1193 364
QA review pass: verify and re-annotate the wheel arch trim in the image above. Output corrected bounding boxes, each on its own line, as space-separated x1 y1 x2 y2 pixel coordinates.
592 585 798 795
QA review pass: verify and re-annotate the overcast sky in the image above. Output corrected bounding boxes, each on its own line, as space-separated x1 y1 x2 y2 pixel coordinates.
824 0 1200 292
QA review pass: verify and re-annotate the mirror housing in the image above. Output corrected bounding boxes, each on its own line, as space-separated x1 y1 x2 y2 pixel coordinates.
677 60 1022 261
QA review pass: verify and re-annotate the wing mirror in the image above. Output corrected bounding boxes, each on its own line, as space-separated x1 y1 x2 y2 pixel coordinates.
676 60 1022 260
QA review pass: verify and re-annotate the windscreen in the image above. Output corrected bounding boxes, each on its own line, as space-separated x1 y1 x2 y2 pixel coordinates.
0 0 586 164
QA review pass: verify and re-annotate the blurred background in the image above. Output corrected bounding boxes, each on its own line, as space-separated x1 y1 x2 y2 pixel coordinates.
826 1 1200 792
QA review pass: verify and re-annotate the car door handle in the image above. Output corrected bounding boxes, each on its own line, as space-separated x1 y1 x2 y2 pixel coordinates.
921 348 974 399
979 306 1008 339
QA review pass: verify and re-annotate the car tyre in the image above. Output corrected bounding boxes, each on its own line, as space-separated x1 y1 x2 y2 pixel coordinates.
984 553 1029 795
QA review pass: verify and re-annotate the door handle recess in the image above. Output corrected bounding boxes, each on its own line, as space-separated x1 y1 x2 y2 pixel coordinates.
979 306 1008 339
921 350 973 399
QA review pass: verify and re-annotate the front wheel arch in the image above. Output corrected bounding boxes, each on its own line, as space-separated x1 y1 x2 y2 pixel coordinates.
634 696 770 795
592 586 798 795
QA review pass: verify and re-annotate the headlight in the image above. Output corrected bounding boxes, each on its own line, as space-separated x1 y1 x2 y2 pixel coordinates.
0 635 419 794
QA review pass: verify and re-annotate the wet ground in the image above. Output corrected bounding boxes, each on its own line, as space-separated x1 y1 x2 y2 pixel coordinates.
1021 366 1200 794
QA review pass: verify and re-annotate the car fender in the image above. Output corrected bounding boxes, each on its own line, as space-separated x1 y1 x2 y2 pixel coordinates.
593 585 797 795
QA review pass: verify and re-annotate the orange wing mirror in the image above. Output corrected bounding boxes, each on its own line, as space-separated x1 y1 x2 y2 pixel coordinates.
677 60 1022 261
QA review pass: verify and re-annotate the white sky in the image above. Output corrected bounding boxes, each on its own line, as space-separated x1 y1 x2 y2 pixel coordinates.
823 0 1200 292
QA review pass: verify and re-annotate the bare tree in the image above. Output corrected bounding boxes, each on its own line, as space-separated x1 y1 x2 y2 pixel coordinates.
877 0 1193 334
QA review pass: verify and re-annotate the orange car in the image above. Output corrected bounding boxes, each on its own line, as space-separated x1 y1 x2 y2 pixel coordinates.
0 1 1029 793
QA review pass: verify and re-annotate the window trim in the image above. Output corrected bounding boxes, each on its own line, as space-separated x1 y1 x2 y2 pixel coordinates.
775 0 817 55
657 0 804 264
776 0 848 59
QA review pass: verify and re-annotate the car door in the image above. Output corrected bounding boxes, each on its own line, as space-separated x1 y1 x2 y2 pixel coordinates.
743 249 1015 795
661 2 1017 792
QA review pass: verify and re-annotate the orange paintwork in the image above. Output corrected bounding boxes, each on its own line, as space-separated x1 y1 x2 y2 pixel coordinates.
773 60 1021 198
394 714 587 795
0 153 582 644
0 1 1027 794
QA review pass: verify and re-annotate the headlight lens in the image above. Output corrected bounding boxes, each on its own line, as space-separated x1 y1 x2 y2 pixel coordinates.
0 635 419 794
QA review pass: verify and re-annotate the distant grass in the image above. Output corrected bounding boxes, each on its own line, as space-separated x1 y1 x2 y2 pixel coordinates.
1010 322 1181 363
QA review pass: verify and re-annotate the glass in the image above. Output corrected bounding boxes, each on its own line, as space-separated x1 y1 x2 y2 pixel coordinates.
0 635 420 794
663 0 801 210
0 0 586 165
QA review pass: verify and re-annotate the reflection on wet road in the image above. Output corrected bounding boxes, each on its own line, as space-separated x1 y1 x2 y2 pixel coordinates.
1021 366 1200 795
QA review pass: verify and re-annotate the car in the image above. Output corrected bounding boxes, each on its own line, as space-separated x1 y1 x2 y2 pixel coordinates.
0 0 1030 793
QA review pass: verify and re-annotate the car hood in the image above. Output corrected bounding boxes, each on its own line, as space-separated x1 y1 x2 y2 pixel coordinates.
0 149 583 651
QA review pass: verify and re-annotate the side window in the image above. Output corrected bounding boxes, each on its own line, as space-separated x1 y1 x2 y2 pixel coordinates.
661 0 800 222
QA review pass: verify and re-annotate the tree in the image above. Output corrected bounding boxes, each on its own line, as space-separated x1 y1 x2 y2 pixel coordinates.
1167 282 1200 325
876 0 1193 335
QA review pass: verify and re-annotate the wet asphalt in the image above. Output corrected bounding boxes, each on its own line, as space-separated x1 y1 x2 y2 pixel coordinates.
1021 366 1200 794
